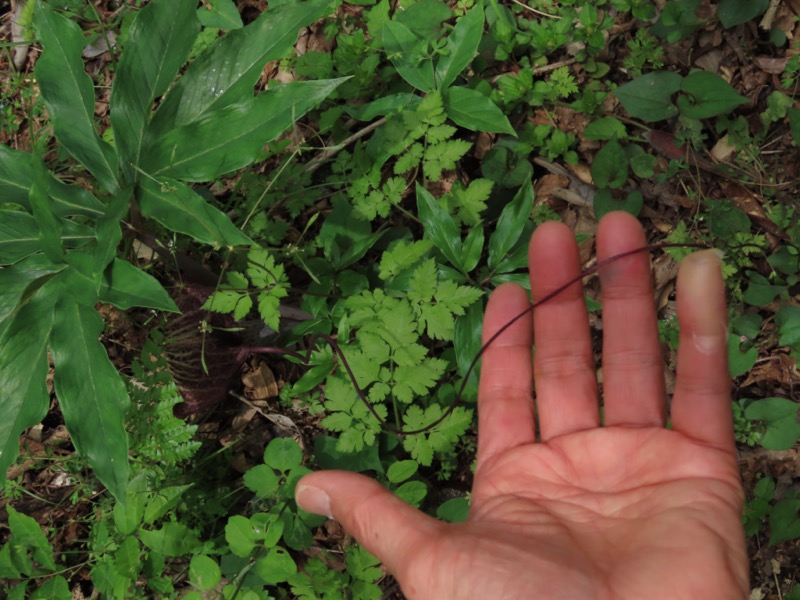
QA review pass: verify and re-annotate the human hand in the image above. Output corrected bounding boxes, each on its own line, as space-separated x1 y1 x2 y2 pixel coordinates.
295 211 749 599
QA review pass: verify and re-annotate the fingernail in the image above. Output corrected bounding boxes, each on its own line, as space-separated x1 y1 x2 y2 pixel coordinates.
682 250 727 354
296 485 332 519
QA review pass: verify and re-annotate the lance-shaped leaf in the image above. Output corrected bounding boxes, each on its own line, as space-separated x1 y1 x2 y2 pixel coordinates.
0 281 57 491
383 19 434 92
444 86 515 135
435 2 484 89
0 145 104 218
142 78 345 182
93 187 131 276
33 4 119 193
0 211 94 266
416 184 464 272
28 172 66 263
110 0 199 179
0 255 64 324
488 182 534 269
151 0 331 131
99 259 179 312
51 298 130 501
138 176 253 247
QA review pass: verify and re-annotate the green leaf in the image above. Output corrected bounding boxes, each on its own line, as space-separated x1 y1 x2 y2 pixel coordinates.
93 188 130 276
488 182 534 270
745 398 800 450
243 464 281 498
435 2 484 89
139 524 201 557
437 496 470 523
51 299 130 501
593 188 643 220
264 437 303 472
677 71 749 119
33 4 119 193
769 498 800 545
461 226 484 273
98 259 179 311
225 516 257 557
743 272 787 306
717 0 769 28
110 0 199 178
613 71 682 122
0 211 40 265
776 306 800 347
7 506 57 572
387 459 418 483
29 576 70 600
0 282 56 491
197 0 243 29
417 184 464 271
383 19 435 92
28 174 65 263
591 138 629 188
789 108 800 144
152 0 331 129
254 547 297 584
443 86 515 135
142 79 345 181
583 117 628 140
189 555 222 591
347 93 421 120
0 145 104 218
138 177 253 247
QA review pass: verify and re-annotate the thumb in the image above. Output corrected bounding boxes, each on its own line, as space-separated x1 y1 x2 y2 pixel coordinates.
295 470 443 576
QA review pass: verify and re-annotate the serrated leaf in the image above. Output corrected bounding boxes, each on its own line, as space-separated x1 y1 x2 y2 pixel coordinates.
379 239 433 280
444 86 515 135
143 79 345 181
33 4 118 193
488 182 534 269
98 259 179 311
111 0 199 179
137 176 253 247
613 71 682 122
51 299 130 501
152 0 332 130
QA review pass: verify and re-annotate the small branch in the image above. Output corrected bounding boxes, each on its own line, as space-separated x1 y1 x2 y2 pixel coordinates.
304 117 388 175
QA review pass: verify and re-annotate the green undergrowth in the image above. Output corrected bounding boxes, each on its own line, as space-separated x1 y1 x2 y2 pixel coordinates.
1 0 799 596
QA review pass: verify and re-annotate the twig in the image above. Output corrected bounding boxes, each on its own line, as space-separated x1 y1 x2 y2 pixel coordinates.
304 117 388 175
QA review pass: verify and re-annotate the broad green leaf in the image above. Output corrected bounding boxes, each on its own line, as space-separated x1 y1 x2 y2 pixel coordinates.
717 0 769 28
461 225 484 273
444 86 515 135
395 480 427 506
0 282 56 490
346 93 421 120
189 555 222 591
454 300 483 381
417 184 464 271
775 305 800 347
677 71 749 119
142 79 345 181
583 117 628 140
197 0 243 29
0 211 94 265
728 334 757 378
139 523 200 557
387 459 418 483
110 0 199 179
29 576 70 600
51 299 130 501
225 515 257 557
770 498 800 545
264 437 303 472
254 547 297 584
745 397 800 450
7 506 57 572
0 146 104 218
437 496 470 523
28 173 65 263
383 20 435 92
790 108 800 144
33 4 119 193
488 183 534 270
93 188 131 275
593 188 644 219
152 0 331 130
137 177 253 247
435 2 484 89
99 259 179 311
591 138 629 189
613 71 682 122
0 255 64 323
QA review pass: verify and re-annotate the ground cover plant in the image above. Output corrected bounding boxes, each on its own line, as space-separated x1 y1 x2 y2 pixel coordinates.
0 0 798 597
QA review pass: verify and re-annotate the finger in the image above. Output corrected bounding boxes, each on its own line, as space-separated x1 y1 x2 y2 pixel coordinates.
476 283 534 466
597 211 666 427
670 250 734 452
529 221 599 441
296 471 443 578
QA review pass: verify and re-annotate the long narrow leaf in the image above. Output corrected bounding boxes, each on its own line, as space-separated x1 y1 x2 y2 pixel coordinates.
0 255 64 323
488 182 534 269
142 79 346 182
151 0 331 131
110 0 199 179
99 259 179 312
0 282 57 490
28 173 66 263
137 177 253 247
416 184 464 271
435 2 484 89
51 299 130 501
34 4 119 193
0 145 104 217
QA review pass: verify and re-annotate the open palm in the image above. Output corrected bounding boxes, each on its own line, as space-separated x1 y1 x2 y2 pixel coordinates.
297 212 748 599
